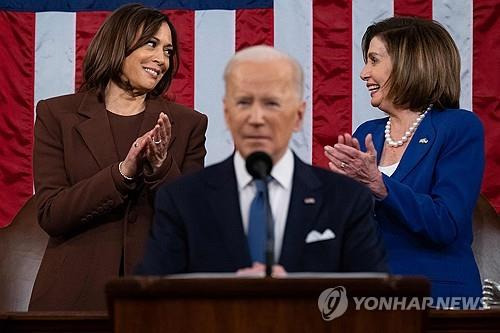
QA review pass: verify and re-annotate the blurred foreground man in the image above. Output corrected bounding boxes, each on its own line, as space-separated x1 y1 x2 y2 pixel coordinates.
137 45 387 275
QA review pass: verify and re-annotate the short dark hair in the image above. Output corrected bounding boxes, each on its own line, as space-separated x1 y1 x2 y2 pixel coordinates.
362 16 460 111
80 3 179 100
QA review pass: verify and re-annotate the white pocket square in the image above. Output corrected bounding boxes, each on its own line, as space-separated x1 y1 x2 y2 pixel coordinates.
305 229 336 243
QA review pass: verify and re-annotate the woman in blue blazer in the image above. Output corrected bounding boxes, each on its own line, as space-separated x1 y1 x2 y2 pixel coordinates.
324 17 484 300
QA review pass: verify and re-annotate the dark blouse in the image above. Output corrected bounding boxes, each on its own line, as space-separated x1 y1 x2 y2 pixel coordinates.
107 111 145 160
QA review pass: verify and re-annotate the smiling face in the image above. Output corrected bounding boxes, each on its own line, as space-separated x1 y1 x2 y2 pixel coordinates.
224 58 305 164
121 22 173 94
360 36 394 111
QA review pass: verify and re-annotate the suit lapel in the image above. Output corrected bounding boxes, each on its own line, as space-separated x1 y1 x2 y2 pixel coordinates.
392 111 436 181
206 156 252 268
75 94 178 169
372 120 386 165
75 93 118 169
279 156 323 270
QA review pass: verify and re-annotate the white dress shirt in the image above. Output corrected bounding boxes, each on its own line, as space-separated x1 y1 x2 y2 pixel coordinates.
233 149 294 261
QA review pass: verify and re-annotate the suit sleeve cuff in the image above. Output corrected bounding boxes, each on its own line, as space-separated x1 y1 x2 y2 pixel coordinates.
143 153 174 183
111 163 137 195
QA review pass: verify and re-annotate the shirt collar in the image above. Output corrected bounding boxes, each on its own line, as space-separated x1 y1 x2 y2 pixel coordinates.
234 149 294 190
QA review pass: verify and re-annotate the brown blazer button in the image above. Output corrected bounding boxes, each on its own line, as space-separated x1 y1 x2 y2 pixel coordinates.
81 217 88 223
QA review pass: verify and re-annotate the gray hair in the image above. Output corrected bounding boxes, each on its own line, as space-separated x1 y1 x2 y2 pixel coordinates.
223 45 304 99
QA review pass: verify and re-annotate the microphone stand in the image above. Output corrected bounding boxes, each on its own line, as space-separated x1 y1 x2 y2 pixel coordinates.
245 151 275 278
262 177 275 277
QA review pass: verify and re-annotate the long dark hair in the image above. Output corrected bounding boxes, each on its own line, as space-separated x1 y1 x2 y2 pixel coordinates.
80 3 179 100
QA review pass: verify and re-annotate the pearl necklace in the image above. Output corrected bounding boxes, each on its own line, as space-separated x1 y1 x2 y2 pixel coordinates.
384 104 433 147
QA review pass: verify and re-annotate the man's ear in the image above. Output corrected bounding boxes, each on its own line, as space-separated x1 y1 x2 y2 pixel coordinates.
293 100 306 132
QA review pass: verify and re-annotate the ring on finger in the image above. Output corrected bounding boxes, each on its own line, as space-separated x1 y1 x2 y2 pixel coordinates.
340 161 347 169
134 142 139 148
153 139 162 145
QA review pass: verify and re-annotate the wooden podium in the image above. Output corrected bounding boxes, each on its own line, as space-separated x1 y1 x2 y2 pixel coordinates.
106 274 429 332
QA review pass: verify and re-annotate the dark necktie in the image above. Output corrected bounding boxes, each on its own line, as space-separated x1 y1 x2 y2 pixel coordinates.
248 179 267 263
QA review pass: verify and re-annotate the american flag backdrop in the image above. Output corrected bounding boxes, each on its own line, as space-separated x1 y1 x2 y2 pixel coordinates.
0 0 498 227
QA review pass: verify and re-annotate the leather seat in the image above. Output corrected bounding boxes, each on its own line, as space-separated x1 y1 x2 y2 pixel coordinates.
0 197 48 311
472 195 500 282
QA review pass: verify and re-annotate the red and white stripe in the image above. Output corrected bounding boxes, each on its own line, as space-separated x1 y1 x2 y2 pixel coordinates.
0 0 498 227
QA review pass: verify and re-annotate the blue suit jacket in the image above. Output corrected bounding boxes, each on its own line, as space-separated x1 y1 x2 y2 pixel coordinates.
137 154 387 274
354 109 484 297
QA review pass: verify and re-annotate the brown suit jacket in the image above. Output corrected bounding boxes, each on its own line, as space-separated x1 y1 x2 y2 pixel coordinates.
29 91 207 310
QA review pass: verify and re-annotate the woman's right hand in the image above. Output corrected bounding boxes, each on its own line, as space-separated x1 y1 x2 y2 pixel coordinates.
324 133 387 199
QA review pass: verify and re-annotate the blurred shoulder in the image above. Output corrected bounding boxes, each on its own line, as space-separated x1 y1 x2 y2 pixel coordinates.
157 157 231 196
297 159 372 199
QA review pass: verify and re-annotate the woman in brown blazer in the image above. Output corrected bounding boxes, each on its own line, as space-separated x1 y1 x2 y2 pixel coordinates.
29 4 207 310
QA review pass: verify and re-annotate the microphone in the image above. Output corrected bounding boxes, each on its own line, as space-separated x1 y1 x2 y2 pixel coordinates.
245 151 272 180
245 151 274 277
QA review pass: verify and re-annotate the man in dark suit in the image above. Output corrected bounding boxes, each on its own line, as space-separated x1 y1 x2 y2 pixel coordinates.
137 45 387 275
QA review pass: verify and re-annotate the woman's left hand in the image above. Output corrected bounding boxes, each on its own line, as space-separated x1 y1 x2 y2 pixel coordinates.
324 133 387 199
145 112 171 172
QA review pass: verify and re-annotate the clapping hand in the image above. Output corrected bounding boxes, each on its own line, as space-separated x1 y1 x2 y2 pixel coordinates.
144 112 171 173
324 133 387 199
119 112 172 179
